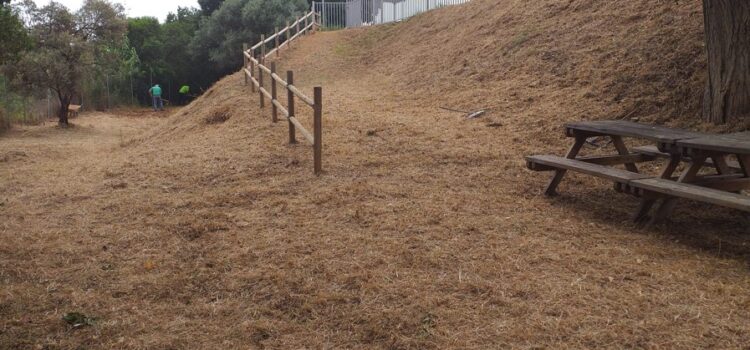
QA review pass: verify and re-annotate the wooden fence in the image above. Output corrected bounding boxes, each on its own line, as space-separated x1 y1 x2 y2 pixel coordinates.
242 11 324 175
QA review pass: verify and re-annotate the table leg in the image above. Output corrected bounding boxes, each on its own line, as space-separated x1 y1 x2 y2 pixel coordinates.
659 154 681 179
711 155 731 175
633 154 681 223
649 154 708 225
611 136 638 173
737 154 750 177
545 135 586 196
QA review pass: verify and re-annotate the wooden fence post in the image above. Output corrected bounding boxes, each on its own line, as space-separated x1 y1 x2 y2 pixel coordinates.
304 13 309 34
296 16 300 36
242 43 248 86
313 86 322 175
287 70 296 144
258 60 264 109
249 50 255 92
286 20 291 48
270 62 278 123
260 34 266 61
274 26 280 58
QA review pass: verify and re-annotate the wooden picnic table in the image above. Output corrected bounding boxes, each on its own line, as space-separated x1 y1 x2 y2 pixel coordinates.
526 120 750 225
638 132 750 222
543 120 705 197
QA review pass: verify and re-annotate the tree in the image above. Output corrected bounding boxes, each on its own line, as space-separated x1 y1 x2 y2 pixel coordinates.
190 0 307 75
198 0 225 16
16 0 126 126
702 1 750 124
0 0 29 65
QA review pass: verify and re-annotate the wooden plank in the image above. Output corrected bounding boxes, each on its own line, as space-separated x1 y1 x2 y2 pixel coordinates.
576 153 654 166
678 134 750 155
634 145 740 170
565 120 705 144
632 145 671 158
259 86 272 101
289 116 314 144
544 136 585 196
692 175 750 192
250 12 312 50
263 22 315 61
288 85 314 107
258 64 271 75
271 72 287 87
527 155 653 183
271 99 289 118
631 178 750 212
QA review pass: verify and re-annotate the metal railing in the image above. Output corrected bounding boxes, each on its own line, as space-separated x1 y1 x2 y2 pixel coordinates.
312 0 472 28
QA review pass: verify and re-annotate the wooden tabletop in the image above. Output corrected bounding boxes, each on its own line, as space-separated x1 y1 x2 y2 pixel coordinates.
565 120 706 144
677 131 750 155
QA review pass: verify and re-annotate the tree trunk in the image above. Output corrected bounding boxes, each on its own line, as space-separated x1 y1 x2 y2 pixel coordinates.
702 0 750 124
57 95 70 127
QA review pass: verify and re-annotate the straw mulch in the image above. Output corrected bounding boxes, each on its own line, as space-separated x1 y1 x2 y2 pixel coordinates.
2 0 749 348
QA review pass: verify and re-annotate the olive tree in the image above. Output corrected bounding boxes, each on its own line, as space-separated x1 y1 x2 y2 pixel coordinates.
16 0 126 126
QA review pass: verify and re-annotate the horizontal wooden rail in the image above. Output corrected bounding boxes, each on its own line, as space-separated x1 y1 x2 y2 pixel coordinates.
288 85 314 107
250 11 315 51
271 72 287 87
242 11 323 175
249 62 314 106
259 86 272 100
289 116 314 144
272 98 289 117
261 21 316 60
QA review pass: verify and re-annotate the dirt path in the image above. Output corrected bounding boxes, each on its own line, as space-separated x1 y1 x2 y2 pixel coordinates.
2 31 750 349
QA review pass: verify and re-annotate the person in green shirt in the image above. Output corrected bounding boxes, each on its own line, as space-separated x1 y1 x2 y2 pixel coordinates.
178 85 190 105
148 84 163 111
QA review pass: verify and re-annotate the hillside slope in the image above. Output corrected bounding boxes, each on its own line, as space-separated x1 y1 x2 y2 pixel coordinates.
353 0 708 126
3 1 750 349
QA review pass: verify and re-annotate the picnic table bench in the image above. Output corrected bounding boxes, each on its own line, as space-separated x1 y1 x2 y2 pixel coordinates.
525 120 750 225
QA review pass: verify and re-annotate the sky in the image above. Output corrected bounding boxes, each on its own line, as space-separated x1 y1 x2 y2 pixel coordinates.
31 0 200 22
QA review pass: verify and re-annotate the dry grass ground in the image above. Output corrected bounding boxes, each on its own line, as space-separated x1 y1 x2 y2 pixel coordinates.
3 0 750 349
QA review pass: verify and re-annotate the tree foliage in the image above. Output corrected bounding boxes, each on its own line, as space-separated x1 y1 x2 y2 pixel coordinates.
2 0 310 126
0 1 29 65
190 0 308 76
198 0 225 16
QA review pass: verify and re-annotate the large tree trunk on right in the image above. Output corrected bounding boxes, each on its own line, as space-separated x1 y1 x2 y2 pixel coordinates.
702 0 750 124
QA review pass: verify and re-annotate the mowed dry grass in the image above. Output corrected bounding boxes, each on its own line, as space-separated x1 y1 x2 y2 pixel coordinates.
3 1 750 349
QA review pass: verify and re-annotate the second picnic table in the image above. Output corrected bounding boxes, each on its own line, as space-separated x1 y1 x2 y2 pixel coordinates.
526 120 750 224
